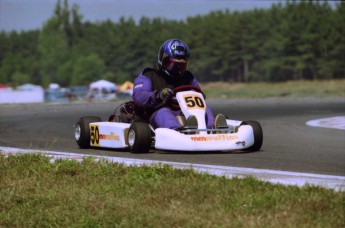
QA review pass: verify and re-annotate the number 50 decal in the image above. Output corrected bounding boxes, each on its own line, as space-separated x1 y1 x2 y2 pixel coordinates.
90 124 100 146
183 94 206 110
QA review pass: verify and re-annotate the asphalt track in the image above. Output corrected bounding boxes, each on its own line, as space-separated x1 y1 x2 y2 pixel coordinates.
1 97 344 176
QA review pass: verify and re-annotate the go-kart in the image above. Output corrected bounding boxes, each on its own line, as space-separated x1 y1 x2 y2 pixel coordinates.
74 85 263 153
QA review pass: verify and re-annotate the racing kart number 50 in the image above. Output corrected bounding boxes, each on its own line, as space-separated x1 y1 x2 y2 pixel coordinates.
90 124 100 146
74 85 263 153
183 94 205 109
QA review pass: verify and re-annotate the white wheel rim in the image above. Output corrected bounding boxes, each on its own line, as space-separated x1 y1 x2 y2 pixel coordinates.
75 125 81 141
128 129 135 146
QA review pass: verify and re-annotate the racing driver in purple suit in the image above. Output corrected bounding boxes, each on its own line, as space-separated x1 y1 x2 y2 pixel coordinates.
132 39 215 130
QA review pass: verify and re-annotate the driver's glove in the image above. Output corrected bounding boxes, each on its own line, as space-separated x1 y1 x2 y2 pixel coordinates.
155 88 174 103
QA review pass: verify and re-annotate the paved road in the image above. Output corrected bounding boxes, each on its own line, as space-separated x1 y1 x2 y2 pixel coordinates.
1 97 344 176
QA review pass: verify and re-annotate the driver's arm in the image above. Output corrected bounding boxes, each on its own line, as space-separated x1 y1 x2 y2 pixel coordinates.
132 74 160 107
190 78 200 88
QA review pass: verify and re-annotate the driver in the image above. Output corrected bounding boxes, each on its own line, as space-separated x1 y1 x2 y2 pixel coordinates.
132 39 224 130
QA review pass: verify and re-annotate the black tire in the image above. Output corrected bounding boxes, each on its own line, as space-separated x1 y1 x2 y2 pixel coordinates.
241 120 263 152
75 116 102 148
127 122 152 153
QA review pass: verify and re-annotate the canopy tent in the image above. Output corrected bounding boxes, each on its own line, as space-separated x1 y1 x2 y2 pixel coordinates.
17 83 43 91
89 80 116 93
118 81 133 93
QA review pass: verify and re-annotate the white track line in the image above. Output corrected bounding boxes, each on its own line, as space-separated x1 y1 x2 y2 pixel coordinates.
1 146 344 191
306 116 345 130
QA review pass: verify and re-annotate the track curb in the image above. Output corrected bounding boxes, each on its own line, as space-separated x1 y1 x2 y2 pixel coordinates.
1 146 344 191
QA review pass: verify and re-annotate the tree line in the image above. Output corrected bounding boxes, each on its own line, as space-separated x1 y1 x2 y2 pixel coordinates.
0 0 344 87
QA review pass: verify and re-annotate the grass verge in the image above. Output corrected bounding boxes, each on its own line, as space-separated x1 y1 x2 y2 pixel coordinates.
201 79 345 98
1 153 344 227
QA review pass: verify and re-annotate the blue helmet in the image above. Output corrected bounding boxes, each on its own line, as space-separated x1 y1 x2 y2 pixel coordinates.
157 39 190 78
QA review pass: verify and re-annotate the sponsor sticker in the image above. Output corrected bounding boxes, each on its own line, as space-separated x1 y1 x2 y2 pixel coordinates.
191 135 239 141
99 132 120 141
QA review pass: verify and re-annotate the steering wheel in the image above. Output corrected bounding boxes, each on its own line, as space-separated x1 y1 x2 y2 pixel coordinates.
172 85 203 94
168 85 205 110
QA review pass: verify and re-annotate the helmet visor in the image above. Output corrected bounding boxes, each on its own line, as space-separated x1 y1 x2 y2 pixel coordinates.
163 57 189 76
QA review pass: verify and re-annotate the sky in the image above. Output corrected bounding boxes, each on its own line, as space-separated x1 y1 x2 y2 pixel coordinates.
0 0 340 32
0 0 279 32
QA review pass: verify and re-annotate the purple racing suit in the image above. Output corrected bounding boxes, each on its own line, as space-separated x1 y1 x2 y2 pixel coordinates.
132 68 214 130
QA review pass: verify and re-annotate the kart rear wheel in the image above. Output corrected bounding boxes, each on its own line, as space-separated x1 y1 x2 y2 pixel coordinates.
241 120 263 152
75 116 102 148
127 122 152 153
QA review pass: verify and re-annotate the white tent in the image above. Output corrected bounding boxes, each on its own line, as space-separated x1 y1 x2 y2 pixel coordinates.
48 83 60 90
17 83 43 91
89 80 116 93
0 83 44 103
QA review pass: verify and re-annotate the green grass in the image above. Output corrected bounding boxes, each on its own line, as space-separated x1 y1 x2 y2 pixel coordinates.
201 79 345 98
1 153 344 227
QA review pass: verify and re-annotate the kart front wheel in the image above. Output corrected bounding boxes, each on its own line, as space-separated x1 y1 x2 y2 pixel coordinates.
241 120 263 152
75 116 102 148
127 122 152 153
